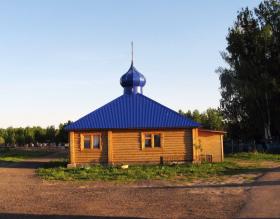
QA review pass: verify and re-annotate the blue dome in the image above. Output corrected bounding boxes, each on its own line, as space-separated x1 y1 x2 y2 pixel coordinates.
120 62 146 94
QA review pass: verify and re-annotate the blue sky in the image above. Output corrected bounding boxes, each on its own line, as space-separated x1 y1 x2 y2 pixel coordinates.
0 0 260 128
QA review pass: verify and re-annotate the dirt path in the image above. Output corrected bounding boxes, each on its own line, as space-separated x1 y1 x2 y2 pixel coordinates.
236 166 280 219
0 157 246 219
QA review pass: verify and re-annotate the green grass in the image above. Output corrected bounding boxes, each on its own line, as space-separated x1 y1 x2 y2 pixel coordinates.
38 152 280 182
36 160 261 181
227 152 280 162
0 148 55 162
1 149 277 182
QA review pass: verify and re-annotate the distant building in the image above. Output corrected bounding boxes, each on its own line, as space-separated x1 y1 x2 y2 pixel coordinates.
65 60 225 166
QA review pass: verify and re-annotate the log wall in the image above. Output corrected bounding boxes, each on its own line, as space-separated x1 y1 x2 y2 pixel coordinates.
197 130 224 162
69 129 224 165
111 129 193 164
72 131 108 164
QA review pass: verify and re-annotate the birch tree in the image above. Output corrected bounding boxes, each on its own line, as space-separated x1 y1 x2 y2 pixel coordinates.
217 0 280 141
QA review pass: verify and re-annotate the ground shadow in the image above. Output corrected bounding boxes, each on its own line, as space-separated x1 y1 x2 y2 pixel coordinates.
0 160 66 169
0 213 141 219
235 217 278 219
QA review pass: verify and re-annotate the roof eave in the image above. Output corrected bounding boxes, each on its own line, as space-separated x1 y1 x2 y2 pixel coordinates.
65 126 200 132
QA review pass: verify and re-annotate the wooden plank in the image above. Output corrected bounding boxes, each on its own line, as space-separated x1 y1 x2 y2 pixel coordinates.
108 130 113 164
80 134 84 150
221 134 224 162
192 128 199 162
69 131 75 164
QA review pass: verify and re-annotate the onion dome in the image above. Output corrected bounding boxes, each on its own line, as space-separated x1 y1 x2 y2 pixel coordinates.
120 62 146 94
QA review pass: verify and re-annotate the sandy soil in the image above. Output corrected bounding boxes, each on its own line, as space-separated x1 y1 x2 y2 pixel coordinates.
0 158 249 219
236 166 280 218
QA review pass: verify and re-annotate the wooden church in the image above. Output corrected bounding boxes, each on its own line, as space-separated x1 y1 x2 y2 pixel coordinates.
65 57 225 167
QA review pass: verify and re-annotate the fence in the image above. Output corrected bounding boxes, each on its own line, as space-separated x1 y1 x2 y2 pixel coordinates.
224 140 280 154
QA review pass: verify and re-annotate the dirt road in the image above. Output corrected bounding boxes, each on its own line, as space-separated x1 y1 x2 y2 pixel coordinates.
236 166 280 219
0 157 246 219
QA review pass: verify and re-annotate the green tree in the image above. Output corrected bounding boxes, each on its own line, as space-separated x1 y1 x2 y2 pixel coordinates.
34 127 46 143
0 129 5 145
0 137 5 145
56 121 71 144
15 128 25 145
45 126 56 143
179 108 224 130
24 127 34 144
192 110 202 124
217 0 280 141
203 108 224 130
0 122 72 146
4 127 16 145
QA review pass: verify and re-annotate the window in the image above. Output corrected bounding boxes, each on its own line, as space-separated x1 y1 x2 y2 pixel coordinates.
83 135 91 149
93 135 100 149
154 134 161 147
80 133 102 150
142 132 163 149
145 134 152 147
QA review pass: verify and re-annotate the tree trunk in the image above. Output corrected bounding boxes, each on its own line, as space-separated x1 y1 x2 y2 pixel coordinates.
264 92 272 141
264 122 272 141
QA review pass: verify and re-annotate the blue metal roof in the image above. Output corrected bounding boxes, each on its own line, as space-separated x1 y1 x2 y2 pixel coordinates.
65 94 200 131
